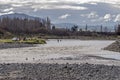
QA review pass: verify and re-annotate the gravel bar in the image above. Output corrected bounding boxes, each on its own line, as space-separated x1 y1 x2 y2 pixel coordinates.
104 40 120 52
0 63 120 80
0 43 35 49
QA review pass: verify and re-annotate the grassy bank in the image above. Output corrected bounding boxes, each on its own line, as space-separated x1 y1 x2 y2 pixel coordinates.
0 39 46 44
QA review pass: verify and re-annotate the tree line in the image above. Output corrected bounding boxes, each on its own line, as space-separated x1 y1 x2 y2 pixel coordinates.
0 17 51 34
0 16 120 37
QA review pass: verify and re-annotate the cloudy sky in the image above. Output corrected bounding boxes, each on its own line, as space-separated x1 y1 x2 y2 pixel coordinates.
0 0 120 26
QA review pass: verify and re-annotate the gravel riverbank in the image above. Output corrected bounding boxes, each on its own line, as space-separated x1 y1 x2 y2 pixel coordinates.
0 43 35 49
0 40 120 80
104 40 120 52
0 63 120 80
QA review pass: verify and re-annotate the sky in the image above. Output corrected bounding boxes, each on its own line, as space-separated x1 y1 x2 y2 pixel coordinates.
0 0 120 26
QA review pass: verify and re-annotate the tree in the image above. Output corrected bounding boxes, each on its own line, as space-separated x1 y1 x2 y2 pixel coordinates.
0 17 47 34
104 27 108 32
46 17 51 30
52 25 56 30
117 24 120 35
71 25 78 32
85 24 88 32
100 25 103 32
79 28 82 32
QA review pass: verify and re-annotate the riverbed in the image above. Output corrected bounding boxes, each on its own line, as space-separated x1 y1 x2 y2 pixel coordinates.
0 39 120 65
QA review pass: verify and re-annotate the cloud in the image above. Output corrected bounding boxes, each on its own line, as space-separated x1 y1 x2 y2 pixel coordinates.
0 11 14 16
0 0 119 11
0 0 119 14
58 14 71 19
88 12 99 18
89 2 98 5
114 14 120 22
11 4 23 7
0 0 120 25
103 14 112 22
80 12 99 18
0 0 119 5
31 5 87 10
90 14 113 22
3 7 13 12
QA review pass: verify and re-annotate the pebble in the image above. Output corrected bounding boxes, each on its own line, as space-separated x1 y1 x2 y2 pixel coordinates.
0 63 120 80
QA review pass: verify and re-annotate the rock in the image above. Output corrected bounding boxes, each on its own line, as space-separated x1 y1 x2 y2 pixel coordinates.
0 63 120 80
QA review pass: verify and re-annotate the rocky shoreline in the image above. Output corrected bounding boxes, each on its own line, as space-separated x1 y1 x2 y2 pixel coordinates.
104 40 120 52
0 43 35 49
0 63 120 80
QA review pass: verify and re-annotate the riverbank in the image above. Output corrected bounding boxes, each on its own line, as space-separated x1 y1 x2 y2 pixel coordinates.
0 63 120 80
104 40 120 52
0 39 46 44
0 39 46 49
0 43 35 49
43 35 118 40
0 40 120 80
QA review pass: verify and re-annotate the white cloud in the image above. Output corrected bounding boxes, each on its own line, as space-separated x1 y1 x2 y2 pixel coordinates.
0 0 119 4
3 8 13 12
0 0 29 4
88 12 99 18
0 11 14 16
11 4 23 7
90 14 117 23
0 0 120 25
80 12 99 18
114 14 120 22
0 0 119 10
58 14 71 19
103 14 112 21
0 0 120 12
89 2 98 5
32 5 87 10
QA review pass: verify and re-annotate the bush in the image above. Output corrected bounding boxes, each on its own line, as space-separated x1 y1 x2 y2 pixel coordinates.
22 39 46 44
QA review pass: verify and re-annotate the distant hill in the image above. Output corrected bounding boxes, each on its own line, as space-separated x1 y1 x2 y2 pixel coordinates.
0 13 44 22
55 23 78 28
54 23 115 32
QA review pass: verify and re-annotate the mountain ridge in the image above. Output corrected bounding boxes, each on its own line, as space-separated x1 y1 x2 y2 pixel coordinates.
0 13 44 22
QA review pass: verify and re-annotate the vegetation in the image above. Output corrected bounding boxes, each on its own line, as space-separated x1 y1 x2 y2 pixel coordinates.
117 24 120 35
0 39 13 43
0 38 46 44
0 16 120 40
0 17 51 34
21 39 46 44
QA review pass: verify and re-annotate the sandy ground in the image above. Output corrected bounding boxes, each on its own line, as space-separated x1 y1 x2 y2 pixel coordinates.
0 39 120 65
